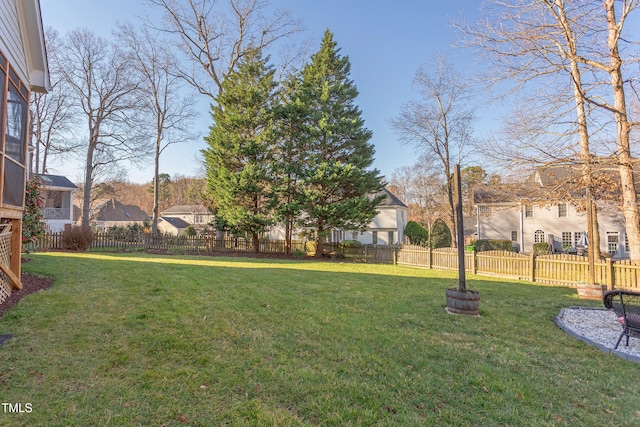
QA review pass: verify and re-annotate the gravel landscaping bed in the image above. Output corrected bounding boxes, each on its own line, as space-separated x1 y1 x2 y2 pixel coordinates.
556 306 640 363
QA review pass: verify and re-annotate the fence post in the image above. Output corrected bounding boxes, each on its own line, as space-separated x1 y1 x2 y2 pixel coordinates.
393 246 397 265
529 252 536 283
606 258 614 290
428 248 432 269
471 250 477 275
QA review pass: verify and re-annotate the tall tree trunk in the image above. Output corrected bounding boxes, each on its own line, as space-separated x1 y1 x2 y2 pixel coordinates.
605 0 640 260
152 137 161 236
314 222 325 258
81 143 96 228
253 232 260 254
558 3 601 280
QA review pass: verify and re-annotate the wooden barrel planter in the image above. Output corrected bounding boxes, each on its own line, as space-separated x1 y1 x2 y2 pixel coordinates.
576 283 607 300
446 288 481 316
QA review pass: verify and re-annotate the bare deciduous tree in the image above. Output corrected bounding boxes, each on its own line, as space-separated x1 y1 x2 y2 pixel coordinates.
391 56 476 246
60 28 151 227
147 0 302 100
460 0 640 259
30 29 77 175
117 23 198 235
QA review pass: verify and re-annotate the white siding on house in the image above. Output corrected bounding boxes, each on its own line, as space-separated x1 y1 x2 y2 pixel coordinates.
0 0 24 78
477 201 629 257
0 0 49 91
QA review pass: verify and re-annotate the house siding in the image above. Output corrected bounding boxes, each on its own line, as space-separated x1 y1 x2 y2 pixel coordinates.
0 0 26 81
477 202 629 257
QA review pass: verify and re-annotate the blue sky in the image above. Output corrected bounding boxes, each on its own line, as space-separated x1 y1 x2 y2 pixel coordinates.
39 0 491 184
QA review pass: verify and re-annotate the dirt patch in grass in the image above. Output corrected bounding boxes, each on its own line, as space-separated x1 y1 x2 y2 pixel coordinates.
0 272 53 318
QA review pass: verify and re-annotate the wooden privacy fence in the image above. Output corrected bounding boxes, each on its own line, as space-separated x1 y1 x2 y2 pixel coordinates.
394 246 638 290
35 232 306 254
33 233 640 290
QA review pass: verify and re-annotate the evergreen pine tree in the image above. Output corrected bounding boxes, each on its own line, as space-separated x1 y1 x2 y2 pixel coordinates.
272 75 307 254
297 30 384 256
203 49 278 252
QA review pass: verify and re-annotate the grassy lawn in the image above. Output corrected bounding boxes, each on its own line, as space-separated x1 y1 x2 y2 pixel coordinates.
1 252 638 426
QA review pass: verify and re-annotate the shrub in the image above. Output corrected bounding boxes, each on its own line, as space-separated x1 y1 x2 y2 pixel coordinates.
62 226 94 251
430 219 452 249
22 177 46 251
184 225 197 236
474 239 513 252
533 242 550 256
338 240 363 258
338 240 362 249
405 221 429 246
293 249 307 259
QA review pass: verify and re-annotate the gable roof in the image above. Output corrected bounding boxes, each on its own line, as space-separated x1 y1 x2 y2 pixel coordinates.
35 174 77 190
475 159 640 205
93 199 150 222
160 217 190 229
376 188 408 208
161 205 211 215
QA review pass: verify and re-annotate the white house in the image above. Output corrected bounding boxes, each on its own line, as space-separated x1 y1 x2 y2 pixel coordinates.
348 187 409 245
157 216 190 236
474 164 630 257
36 174 76 232
0 0 49 301
160 205 215 234
266 187 409 246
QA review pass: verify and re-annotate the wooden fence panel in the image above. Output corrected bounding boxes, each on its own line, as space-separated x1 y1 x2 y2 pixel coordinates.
363 245 395 264
397 245 430 268
431 248 458 271
613 260 640 290
476 251 530 279
535 254 590 285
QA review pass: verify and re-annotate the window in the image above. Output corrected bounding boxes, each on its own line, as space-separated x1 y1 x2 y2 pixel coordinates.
534 230 545 243
574 231 582 246
388 231 394 245
372 231 378 245
5 83 27 164
478 206 492 217
0 56 28 208
625 233 630 252
607 232 619 254
352 231 358 240
511 230 518 242
558 204 567 217
525 205 534 218
561 232 572 249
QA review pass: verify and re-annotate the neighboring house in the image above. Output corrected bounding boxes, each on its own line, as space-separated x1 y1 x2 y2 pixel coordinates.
0 0 50 301
266 187 409 246
351 188 409 245
160 205 214 234
474 164 630 257
36 174 77 232
157 216 190 236
87 199 150 231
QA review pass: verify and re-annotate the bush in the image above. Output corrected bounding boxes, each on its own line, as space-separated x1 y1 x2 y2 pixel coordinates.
430 219 452 249
338 240 363 258
405 221 429 246
533 242 550 256
22 177 46 252
62 226 94 251
474 239 513 252
293 249 307 259
184 225 197 236
338 240 362 249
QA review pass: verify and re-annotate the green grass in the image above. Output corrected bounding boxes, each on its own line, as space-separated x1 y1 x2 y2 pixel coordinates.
1 252 639 426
